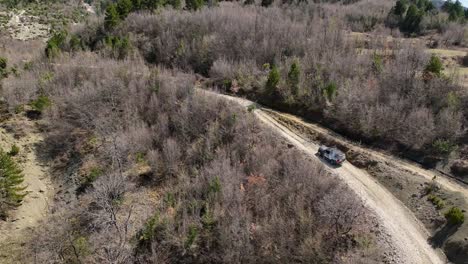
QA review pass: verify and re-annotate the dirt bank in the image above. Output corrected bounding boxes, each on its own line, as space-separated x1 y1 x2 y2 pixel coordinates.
0 115 54 262
265 109 468 263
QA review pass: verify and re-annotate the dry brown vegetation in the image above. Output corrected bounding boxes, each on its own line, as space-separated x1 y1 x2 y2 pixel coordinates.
69 3 466 170
0 52 384 263
1 0 467 263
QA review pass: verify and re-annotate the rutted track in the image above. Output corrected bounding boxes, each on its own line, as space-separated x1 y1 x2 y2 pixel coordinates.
200 89 446 264
0 116 54 254
0 117 53 239
264 109 468 198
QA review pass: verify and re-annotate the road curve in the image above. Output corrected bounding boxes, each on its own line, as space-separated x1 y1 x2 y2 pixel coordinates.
267 109 468 198
200 89 445 264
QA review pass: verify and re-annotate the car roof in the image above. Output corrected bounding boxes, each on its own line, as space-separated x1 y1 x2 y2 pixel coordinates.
320 145 345 155
330 147 345 155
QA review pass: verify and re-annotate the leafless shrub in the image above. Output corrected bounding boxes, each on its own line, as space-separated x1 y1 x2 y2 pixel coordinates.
152 113 169 146
318 185 365 237
209 58 261 92
438 22 468 47
162 138 181 176
435 109 463 140
2 69 39 109
339 0 393 32
0 38 43 66
399 107 436 149
125 121 153 154
91 173 127 225
89 173 134 264
147 149 162 175
109 4 318 73
329 42 465 152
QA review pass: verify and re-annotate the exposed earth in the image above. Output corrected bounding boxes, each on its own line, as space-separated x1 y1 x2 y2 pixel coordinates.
0 115 54 262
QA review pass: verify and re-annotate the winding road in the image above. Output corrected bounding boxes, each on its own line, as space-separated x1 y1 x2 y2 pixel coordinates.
200 89 447 264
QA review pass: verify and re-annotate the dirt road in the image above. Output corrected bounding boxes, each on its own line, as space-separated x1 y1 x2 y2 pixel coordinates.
267 110 468 198
0 117 53 244
201 90 446 264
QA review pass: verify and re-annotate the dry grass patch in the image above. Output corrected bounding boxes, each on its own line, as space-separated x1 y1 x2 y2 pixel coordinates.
428 48 467 57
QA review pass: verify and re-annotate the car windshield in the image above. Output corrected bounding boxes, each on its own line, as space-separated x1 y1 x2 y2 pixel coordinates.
332 150 345 159
335 153 345 159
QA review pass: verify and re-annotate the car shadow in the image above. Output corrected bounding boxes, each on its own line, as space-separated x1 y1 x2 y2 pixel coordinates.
429 223 459 248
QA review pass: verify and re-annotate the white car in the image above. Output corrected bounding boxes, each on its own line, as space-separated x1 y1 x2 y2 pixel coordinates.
317 145 346 165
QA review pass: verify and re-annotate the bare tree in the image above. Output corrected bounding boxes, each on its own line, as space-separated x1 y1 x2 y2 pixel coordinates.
162 138 181 176
318 185 365 237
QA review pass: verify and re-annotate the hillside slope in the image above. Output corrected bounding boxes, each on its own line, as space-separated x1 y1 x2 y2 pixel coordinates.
201 89 448 264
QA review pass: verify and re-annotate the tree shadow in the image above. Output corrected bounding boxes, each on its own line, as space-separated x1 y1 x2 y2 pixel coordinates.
429 223 459 248
25 110 42 120
135 171 157 187
32 128 84 186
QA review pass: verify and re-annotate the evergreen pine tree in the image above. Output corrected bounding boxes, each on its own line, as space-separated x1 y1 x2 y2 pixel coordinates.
0 57 6 70
443 0 465 21
143 0 165 10
425 54 443 77
287 61 300 96
442 0 454 12
265 65 280 96
186 0 204 10
451 0 465 20
45 30 68 58
400 4 423 34
168 0 182 9
394 0 408 17
261 0 274 7
132 0 143 10
323 82 337 101
104 4 120 30
454 0 464 16
0 57 7 79
0 149 26 219
117 0 133 18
